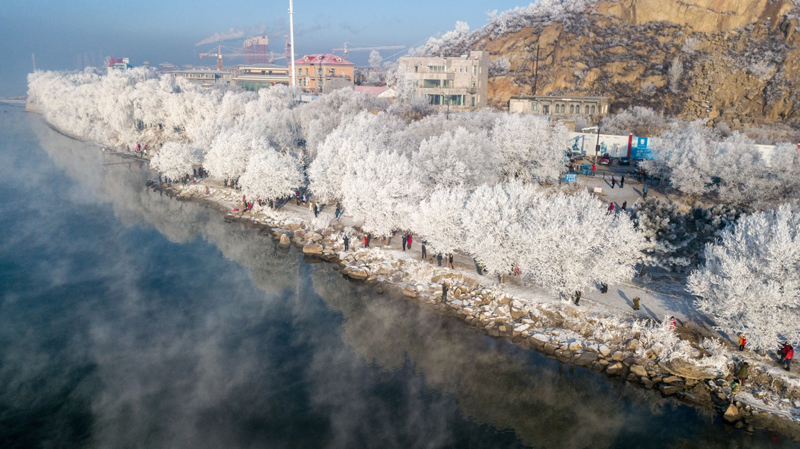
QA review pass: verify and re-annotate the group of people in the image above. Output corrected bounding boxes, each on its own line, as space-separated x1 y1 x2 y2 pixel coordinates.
607 201 628 214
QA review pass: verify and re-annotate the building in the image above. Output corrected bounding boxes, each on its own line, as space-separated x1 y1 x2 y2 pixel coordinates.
509 95 611 119
233 64 290 91
396 51 489 108
107 57 130 73
244 36 269 65
294 54 355 92
167 70 232 88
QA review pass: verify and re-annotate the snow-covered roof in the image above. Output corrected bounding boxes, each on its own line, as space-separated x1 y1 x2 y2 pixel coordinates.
294 54 354 66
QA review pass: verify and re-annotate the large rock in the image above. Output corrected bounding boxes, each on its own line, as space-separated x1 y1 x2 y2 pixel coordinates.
598 345 611 357
278 234 291 248
606 362 624 375
302 243 324 255
661 358 720 380
575 351 598 367
630 364 648 377
342 266 369 280
723 404 741 423
659 384 683 396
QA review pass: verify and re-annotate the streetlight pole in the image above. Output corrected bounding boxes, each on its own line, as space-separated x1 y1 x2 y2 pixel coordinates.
289 0 296 88
594 125 601 165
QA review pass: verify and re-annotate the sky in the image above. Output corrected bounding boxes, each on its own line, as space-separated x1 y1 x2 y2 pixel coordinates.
0 0 528 97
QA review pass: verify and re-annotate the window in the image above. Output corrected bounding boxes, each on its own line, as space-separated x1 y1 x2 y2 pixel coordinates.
427 65 446 73
543 105 550 114
442 80 454 88
570 105 575 114
471 96 475 106
328 68 335 76
423 79 441 88
472 66 477 76
298 68 302 75
532 103 538 112
591 105 596 114
585 105 590 114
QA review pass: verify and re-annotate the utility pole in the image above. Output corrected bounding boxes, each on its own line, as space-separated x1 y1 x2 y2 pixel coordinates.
532 45 540 96
31 53 36 72
595 125 601 165
289 0 296 88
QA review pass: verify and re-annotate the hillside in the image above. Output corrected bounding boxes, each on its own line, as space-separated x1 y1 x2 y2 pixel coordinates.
420 0 800 129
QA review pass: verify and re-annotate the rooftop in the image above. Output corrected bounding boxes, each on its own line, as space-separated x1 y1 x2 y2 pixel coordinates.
294 54 354 66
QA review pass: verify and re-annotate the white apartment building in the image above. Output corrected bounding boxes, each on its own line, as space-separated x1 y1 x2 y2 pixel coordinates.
397 51 489 108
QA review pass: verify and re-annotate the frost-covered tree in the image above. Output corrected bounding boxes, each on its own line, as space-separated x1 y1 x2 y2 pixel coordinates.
462 183 644 296
368 50 383 68
688 205 800 350
238 148 304 203
632 198 740 272
413 127 498 189
600 107 672 137
151 142 202 179
492 114 567 182
340 151 426 237
409 21 473 57
204 130 256 181
410 185 469 254
488 56 511 77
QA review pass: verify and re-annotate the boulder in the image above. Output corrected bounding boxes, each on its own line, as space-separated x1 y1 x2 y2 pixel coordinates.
278 234 291 247
662 375 683 384
302 243 324 255
661 358 720 380
630 364 648 377
342 266 369 280
606 362 622 375
568 341 582 352
598 345 611 357
611 351 625 362
626 338 640 351
723 404 740 423
575 351 598 367
544 343 557 354
659 384 683 396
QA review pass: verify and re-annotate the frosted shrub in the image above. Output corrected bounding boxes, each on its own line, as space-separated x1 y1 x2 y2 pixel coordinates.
489 56 511 77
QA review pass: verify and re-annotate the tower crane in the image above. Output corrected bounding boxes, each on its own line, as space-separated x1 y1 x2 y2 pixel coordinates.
198 45 246 71
331 43 405 61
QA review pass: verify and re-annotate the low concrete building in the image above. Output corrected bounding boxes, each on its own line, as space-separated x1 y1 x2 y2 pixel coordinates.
168 70 232 88
509 95 611 119
397 51 489 108
232 64 290 91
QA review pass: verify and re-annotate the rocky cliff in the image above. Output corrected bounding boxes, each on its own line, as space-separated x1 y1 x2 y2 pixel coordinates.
476 0 800 128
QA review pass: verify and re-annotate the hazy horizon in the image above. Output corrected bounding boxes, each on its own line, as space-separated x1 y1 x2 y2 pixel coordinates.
0 0 526 97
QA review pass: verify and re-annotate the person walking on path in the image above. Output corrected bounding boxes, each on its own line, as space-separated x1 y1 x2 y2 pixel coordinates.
421 242 427 260
738 333 747 351
643 185 648 199
448 253 454 269
402 233 407 251
608 203 615 213
574 291 581 306
407 233 412 250
780 342 792 362
343 235 350 251
668 316 677 331
784 345 794 371
632 296 640 311
621 201 627 212
736 361 749 385
363 235 369 248
313 203 319 217
442 283 448 303
437 253 443 267
620 175 625 188
591 164 596 176
611 175 616 188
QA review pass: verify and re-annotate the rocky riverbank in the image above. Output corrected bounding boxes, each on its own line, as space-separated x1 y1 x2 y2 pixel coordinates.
154 179 800 439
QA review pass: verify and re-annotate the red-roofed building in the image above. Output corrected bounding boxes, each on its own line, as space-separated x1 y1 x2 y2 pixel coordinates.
294 54 354 92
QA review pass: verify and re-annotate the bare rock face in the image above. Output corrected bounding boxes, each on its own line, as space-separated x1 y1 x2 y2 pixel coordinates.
302 243 324 255
479 0 800 128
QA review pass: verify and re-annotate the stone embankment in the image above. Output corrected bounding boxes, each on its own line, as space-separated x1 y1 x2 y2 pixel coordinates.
162 181 800 439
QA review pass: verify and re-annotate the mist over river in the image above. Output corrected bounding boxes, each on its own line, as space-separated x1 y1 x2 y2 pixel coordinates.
0 102 796 448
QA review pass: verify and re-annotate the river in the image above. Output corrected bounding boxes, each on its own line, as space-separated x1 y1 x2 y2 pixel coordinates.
0 102 796 448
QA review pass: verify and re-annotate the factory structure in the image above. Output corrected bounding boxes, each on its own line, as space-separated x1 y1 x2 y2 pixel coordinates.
243 36 270 65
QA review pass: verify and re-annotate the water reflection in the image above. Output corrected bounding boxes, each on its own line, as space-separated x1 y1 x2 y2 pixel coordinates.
0 105 794 448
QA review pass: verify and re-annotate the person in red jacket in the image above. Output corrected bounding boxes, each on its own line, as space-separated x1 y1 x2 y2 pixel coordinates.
738 333 747 351
784 345 794 371
407 233 412 250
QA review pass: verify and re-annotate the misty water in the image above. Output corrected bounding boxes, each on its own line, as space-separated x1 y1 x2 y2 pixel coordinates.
0 102 796 449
